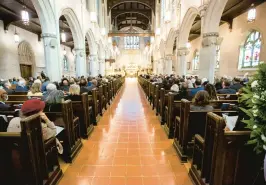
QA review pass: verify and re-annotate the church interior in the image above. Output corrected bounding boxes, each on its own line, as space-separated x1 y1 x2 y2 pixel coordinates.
0 0 266 184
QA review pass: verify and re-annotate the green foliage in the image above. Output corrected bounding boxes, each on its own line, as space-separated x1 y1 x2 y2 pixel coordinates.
239 63 266 154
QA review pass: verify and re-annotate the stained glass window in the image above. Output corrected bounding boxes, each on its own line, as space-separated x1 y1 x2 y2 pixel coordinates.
124 36 140 50
63 56 68 71
193 51 199 70
216 45 220 69
239 30 261 68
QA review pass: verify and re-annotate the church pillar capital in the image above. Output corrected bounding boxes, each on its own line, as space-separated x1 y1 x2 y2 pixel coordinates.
202 32 223 47
177 48 189 56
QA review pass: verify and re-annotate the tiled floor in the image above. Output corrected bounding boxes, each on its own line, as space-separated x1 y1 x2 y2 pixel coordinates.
59 78 193 185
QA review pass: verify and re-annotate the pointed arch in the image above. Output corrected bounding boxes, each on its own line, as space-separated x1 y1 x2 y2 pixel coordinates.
165 28 179 55
85 29 97 55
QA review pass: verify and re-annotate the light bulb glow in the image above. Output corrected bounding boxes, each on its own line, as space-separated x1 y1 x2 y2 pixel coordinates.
156 28 160 36
61 31 66 43
14 33 20 43
108 37 112 44
164 11 171 23
150 36 155 43
247 4 256 23
21 7 29 25
101 28 106 36
90 12 97 23
186 42 191 49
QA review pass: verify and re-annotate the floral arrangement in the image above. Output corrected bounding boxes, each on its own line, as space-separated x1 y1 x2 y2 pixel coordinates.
239 63 266 154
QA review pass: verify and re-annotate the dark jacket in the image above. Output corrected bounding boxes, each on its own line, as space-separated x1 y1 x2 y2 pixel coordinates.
0 102 12 111
80 86 92 95
189 86 204 97
217 87 236 94
15 85 28 92
230 83 243 92
60 85 69 92
3 87 14 95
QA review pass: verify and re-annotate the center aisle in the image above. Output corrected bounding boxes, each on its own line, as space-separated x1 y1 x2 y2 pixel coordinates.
59 78 193 185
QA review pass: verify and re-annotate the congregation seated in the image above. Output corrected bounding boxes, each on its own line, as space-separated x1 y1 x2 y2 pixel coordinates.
80 78 94 94
44 89 65 112
42 83 57 101
27 82 43 96
204 83 218 100
230 77 243 92
65 84 81 101
15 79 28 92
189 79 204 97
2 81 14 94
190 90 214 111
217 80 237 94
41 77 50 92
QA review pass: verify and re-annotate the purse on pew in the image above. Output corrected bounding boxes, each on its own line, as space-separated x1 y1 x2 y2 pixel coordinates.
0 114 63 185
189 112 264 185
44 100 82 163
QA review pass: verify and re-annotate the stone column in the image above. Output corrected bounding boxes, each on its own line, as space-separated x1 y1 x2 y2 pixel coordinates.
42 33 61 81
89 54 98 77
199 32 223 83
99 58 105 76
158 59 164 74
75 49 86 77
153 60 157 74
165 55 173 75
177 48 189 76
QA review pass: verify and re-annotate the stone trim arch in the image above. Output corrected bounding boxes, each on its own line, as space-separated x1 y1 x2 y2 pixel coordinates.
85 29 97 55
60 8 85 50
178 7 199 48
18 41 36 76
165 28 179 55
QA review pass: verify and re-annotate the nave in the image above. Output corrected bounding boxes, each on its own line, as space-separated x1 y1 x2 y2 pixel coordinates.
59 78 193 185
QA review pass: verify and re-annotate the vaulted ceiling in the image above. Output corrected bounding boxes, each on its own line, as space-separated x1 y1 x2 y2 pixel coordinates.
0 0 77 50
108 0 155 31
189 0 266 41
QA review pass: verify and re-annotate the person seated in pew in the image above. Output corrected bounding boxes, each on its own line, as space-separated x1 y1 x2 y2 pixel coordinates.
44 90 65 112
41 77 50 92
65 84 81 101
80 79 94 94
217 80 237 94
189 79 204 97
27 82 43 96
230 78 243 92
0 89 12 111
11 77 18 85
170 79 180 93
15 79 28 92
60 78 70 92
42 83 57 101
7 99 63 153
3 81 14 94
190 90 214 111
204 83 218 100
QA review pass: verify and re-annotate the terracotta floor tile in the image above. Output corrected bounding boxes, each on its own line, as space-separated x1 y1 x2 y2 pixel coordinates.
58 78 192 185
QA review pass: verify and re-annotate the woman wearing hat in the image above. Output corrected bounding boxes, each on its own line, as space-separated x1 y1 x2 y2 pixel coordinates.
7 99 63 153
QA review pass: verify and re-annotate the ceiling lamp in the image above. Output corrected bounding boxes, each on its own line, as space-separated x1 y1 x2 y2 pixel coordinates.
186 42 191 49
14 27 20 43
156 28 160 36
150 36 155 43
247 4 256 23
164 11 171 23
101 28 106 36
61 30 66 43
90 12 97 23
21 5 29 25
108 37 112 44
63 47 67 55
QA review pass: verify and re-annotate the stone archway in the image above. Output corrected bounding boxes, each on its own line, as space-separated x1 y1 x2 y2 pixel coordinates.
98 40 105 76
60 8 86 77
18 41 35 78
86 29 98 76
165 28 178 56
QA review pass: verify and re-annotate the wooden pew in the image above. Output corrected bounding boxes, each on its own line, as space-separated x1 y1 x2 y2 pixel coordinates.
103 84 108 109
189 113 264 185
217 94 238 100
44 100 83 163
173 99 238 162
154 84 163 114
91 89 99 125
70 93 94 138
97 86 105 116
159 88 172 124
0 114 63 185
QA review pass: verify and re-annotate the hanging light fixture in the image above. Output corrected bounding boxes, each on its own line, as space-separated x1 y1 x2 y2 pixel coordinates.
156 28 160 36
164 11 171 23
14 27 20 43
150 36 155 43
63 47 67 55
61 30 66 43
21 1 29 25
108 37 112 44
101 28 106 36
186 42 191 49
90 12 97 23
247 4 256 23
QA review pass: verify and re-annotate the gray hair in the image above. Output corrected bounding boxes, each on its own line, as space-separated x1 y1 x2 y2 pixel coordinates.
46 83 57 92
45 90 64 104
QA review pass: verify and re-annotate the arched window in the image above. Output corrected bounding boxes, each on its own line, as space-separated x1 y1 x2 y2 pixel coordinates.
63 56 68 71
192 50 199 70
239 30 262 69
124 36 140 50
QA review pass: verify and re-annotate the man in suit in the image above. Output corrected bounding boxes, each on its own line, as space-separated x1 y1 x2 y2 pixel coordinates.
0 89 11 111
80 79 94 94
217 80 237 94
189 79 204 97
230 78 243 92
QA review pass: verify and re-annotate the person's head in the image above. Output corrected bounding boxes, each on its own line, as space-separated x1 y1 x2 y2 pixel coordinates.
46 83 57 93
80 79 87 87
204 84 217 100
3 81 11 89
44 77 50 82
69 78 75 85
30 83 41 94
29 77 33 81
193 90 210 106
17 79 26 87
61 78 69 86
13 77 16 82
34 79 42 85
69 84 80 95
234 78 240 83
37 76 42 80
91 79 97 87
195 79 202 87
21 99 45 117
87 77 93 82
223 80 231 88
45 90 64 104
0 89 8 102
